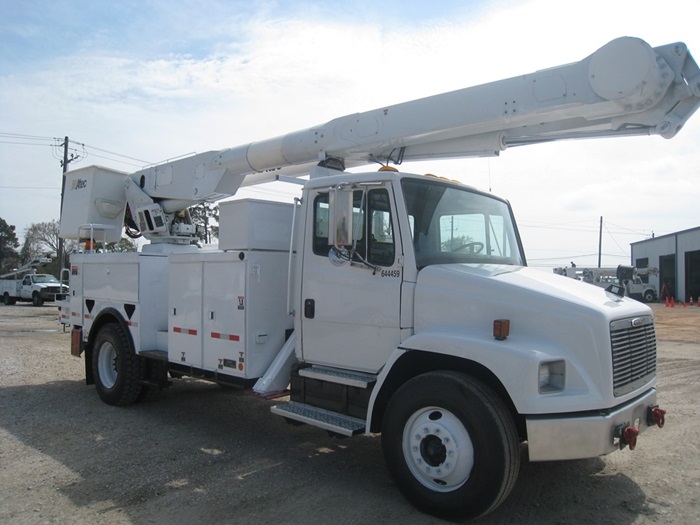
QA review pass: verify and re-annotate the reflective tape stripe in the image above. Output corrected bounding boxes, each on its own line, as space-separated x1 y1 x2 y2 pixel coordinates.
211 332 240 341
173 327 198 336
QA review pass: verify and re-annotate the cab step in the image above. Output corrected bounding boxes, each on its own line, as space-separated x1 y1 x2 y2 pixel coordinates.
271 401 366 436
298 365 376 388
140 350 169 361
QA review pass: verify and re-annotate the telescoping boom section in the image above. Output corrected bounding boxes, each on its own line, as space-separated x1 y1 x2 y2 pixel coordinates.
59 36 700 243
60 36 695 521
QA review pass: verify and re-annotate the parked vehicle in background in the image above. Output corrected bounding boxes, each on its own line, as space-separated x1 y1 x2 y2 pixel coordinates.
553 265 658 302
1 258 67 306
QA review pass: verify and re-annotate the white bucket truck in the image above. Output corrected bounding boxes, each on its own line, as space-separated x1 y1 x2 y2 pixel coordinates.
58 37 699 519
1 258 67 306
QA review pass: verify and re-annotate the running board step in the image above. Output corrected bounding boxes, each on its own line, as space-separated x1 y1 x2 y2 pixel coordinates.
271 402 366 436
298 366 376 388
139 350 168 361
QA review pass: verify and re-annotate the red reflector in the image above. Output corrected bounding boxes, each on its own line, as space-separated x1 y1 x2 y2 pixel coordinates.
493 319 510 340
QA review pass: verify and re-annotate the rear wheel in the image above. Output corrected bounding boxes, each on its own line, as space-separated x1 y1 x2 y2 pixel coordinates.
643 290 655 303
92 323 143 406
382 371 520 520
3 293 16 306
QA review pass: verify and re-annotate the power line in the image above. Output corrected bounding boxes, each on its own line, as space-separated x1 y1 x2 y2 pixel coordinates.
1 132 154 168
519 218 654 237
0 141 55 146
81 142 153 165
0 132 55 141
0 186 60 189
529 252 630 262
80 151 146 168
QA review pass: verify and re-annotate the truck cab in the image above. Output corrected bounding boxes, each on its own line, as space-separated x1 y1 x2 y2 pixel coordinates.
295 171 523 373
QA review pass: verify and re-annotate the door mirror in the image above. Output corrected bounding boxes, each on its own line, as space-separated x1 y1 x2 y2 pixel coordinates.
328 186 355 249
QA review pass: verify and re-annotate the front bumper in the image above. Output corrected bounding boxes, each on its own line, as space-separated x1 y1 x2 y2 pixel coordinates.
39 289 68 302
526 388 658 461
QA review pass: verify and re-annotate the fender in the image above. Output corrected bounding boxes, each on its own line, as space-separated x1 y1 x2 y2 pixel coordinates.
84 307 137 385
88 307 134 346
365 329 606 433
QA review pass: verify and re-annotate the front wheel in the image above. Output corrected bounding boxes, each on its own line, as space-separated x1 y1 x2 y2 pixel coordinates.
382 371 520 520
643 290 655 303
92 323 143 406
32 292 44 306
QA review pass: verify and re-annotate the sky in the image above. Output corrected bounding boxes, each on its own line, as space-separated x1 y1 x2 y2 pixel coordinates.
1 0 700 270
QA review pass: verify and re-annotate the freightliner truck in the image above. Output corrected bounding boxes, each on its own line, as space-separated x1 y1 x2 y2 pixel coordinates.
58 37 699 519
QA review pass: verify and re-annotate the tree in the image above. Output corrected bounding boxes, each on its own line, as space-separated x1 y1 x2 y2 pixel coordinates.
189 203 219 244
21 220 76 276
0 217 20 274
441 234 473 252
22 220 62 262
93 237 138 253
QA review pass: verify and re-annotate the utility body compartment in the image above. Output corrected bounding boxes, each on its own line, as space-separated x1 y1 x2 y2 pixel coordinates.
218 199 294 251
168 250 293 383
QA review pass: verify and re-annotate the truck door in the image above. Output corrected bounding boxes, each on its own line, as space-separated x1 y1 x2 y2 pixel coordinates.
300 186 402 373
21 275 32 298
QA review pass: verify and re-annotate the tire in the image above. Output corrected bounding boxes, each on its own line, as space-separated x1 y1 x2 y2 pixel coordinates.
3 293 16 306
32 292 44 307
643 290 655 303
92 323 143 406
381 371 520 520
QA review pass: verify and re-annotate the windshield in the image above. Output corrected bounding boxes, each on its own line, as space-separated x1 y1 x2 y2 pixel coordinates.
32 275 59 284
401 178 524 269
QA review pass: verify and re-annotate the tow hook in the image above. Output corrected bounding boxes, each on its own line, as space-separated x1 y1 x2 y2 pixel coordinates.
614 423 639 450
647 405 666 428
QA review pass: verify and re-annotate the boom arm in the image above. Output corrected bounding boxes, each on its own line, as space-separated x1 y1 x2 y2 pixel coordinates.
123 37 700 240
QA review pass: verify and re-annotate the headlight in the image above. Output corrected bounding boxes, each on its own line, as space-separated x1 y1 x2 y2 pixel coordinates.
539 360 565 393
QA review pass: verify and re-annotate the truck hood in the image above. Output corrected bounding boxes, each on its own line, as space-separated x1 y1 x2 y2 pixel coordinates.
413 264 649 328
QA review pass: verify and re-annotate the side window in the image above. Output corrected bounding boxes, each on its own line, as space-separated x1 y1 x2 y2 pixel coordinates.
313 194 330 255
367 189 395 266
22 276 31 285
312 188 396 267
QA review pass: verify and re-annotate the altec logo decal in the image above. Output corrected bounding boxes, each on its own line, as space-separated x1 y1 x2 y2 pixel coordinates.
71 178 87 190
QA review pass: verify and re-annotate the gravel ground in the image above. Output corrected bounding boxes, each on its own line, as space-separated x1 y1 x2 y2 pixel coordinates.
0 303 698 524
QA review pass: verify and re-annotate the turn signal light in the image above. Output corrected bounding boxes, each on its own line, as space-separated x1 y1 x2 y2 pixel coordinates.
493 319 510 340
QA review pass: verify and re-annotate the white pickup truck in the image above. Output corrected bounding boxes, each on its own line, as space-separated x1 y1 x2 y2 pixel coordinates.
1 273 68 306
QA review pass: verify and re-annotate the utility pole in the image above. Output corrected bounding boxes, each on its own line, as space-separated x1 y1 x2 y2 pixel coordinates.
597 216 603 268
58 137 79 271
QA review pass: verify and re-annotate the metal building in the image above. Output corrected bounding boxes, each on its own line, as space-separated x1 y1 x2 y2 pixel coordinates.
631 226 700 303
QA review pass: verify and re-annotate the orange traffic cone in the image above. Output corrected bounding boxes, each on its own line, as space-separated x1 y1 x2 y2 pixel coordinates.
665 297 670 307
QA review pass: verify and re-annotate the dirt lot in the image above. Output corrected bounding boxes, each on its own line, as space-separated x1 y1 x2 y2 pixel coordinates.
1 303 699 524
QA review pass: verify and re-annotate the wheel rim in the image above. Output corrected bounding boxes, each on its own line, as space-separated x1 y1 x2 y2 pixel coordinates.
402 406 474 492
97 341 118 389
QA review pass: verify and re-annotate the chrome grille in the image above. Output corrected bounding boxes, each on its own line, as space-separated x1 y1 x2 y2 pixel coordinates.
610 316 656 396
